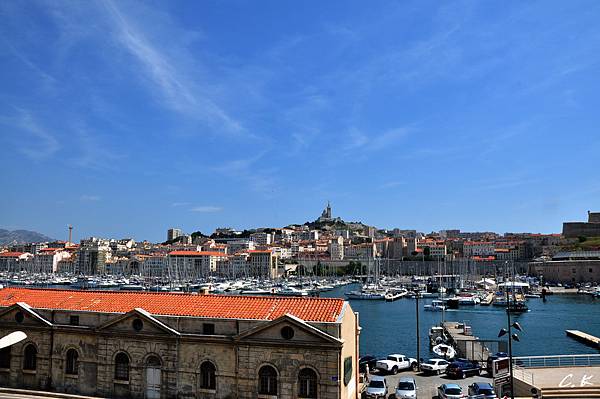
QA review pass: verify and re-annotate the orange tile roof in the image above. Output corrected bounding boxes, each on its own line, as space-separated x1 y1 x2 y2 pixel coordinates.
0 252 24 258
168 251 228 257
0 287 345 322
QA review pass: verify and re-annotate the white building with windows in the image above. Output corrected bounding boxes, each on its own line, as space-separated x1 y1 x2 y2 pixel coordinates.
463 241 496 257
167 251 229 279
250 232 273 246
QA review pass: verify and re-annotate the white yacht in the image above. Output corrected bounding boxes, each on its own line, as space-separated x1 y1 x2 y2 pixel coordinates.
424 300 446 311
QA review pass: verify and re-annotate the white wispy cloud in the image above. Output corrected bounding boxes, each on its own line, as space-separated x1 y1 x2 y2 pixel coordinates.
171 202 190 207
80 195 101 201
213 152 278 196
345 126 411 152
101 0 242 134
70 127 124 170
190 206 222 213
0 110 60 161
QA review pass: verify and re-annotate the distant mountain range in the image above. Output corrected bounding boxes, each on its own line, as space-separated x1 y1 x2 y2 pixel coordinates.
0 229 56 245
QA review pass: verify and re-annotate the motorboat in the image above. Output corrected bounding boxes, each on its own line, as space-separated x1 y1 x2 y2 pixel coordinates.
429 326 445 346
345 290 386 300
424 300 446 311
274 287 309 297
385 289 409 302
432 344 456 359
457 294 480 305
507 302 529 313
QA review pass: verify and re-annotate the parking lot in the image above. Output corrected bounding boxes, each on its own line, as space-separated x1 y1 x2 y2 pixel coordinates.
361 369 494 398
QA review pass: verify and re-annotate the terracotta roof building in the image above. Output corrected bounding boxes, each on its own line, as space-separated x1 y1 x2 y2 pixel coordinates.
0 288 359 399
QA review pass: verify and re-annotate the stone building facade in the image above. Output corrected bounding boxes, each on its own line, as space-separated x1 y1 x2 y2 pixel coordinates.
0 288 359 399
562 211 600 238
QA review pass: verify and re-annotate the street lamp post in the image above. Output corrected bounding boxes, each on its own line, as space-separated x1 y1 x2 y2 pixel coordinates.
498 287 523 399
415 293 421 372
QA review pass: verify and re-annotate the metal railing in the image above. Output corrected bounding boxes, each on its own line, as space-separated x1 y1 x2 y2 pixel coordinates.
512 354 600 368
513 365 535 385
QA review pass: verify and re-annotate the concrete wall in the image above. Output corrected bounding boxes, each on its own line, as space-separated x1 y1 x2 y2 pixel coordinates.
562 222 600 238
529 260 600 283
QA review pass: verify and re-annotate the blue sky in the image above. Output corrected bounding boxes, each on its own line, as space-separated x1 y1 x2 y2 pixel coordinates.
1 0 600 242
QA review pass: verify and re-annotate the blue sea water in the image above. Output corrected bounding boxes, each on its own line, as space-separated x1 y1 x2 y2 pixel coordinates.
322 284 600 359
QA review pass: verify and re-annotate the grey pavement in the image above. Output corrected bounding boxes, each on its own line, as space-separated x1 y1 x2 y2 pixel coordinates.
362 369 493 399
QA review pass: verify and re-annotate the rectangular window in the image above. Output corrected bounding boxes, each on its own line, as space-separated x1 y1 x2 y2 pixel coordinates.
70 315 79 326
343 356 353 386
590 268 593 273
0 347 10 368
203 323 215 335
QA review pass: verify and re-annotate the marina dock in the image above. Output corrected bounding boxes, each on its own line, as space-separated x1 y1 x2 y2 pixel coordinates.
443 321 493 362
566 329 600 348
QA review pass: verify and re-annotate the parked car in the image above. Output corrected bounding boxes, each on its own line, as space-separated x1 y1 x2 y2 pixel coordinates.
375 354 418 374
446 358 481 379
359 355 379 373
468 382 497 398
420 358 450 375
437 383 464 399
395 376 417 399
486 352 508 375
365 375 387 398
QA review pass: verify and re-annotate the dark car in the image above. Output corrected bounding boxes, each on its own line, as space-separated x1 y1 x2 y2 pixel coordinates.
446 358 481 379
468 382 497 398
359 355 378 373
486 352 508 375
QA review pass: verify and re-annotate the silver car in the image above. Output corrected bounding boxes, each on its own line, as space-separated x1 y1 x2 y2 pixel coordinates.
365 375 387 398
395 376 417 399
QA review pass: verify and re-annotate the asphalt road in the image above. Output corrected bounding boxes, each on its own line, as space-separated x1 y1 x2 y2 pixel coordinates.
362 369 494 398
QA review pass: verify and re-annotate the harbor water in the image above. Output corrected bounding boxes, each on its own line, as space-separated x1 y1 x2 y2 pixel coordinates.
322 283 600 359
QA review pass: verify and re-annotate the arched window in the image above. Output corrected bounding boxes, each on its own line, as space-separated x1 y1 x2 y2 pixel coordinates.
258 365 277 396
114 352 130 381
0 347 11 369
66 349 79 375
146 355 161 368
199 361 216 390
23 344 37 371
298 368 318 398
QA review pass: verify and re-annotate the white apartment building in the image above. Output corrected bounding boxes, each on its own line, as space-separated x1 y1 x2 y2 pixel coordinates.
249 232 272 246
299 230 320 241
78 237 112 275
417 241 448 258
167 228 183 241
167 251 230 280
228 239 255 255
271 246 292 259
34 248 71 273
248 250 279 278
344 243 376 259
56 255 77 274
463 241 496 257
140 255 167 278
495 248 519 261
329 236 345 260
0 252 33 272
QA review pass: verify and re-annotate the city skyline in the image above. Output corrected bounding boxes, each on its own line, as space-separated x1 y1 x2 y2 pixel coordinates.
2 1 600 241
0 201 575 244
